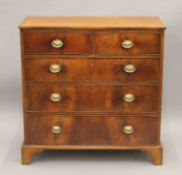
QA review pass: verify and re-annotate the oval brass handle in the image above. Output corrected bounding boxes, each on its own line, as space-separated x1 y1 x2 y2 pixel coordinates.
122 40 133 49
123 125 134 134
50 93 61 102
51 39 64 48
51 125 62 134
123 93 135 102
123 64 136 73
49 64 61 73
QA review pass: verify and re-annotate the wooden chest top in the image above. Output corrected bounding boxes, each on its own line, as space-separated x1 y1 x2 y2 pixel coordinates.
19 16 165 29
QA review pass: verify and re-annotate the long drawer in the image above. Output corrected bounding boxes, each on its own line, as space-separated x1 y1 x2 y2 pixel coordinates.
25 84 159 113
25 58 160 82
25 115 159 146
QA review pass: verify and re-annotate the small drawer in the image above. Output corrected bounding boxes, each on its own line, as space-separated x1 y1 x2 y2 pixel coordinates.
25 115 159 146
94 32 160 55
25 84 159 113
25 58 160 82
23 30 92 54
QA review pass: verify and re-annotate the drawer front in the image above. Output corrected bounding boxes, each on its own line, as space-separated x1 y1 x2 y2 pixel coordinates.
24 31 92 54
94 32 160 55
25 115 159 146
26 85 159 113
25 58 160 82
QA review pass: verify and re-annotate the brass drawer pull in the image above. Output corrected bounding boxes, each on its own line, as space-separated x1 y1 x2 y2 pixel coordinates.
122 40 133 49
51 125 62 134
123 64 136 73
49 64 61 73
50 93 61 102
123 93 135 102
51 39 64 48
123 125 134 134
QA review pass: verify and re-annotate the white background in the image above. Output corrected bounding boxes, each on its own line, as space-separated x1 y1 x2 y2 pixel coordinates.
0 0 182 174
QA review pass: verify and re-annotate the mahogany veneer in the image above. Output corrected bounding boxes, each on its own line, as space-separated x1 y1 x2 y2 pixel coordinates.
26 84 159 113
19 17 166 165
25 58 160 82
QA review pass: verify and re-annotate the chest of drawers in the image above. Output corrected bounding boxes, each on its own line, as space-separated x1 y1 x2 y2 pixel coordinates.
19 17 165 165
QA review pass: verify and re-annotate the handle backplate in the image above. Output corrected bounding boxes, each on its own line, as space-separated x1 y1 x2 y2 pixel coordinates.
122 40 133 49
51 39 64 48
123 125 134 134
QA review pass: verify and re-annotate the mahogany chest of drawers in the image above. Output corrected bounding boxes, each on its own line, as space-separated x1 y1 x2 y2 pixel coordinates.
19 17 166 165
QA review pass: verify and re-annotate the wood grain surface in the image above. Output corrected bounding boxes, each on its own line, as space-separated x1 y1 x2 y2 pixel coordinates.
25 115 159 146
25 58 160 82
19 16 166 29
